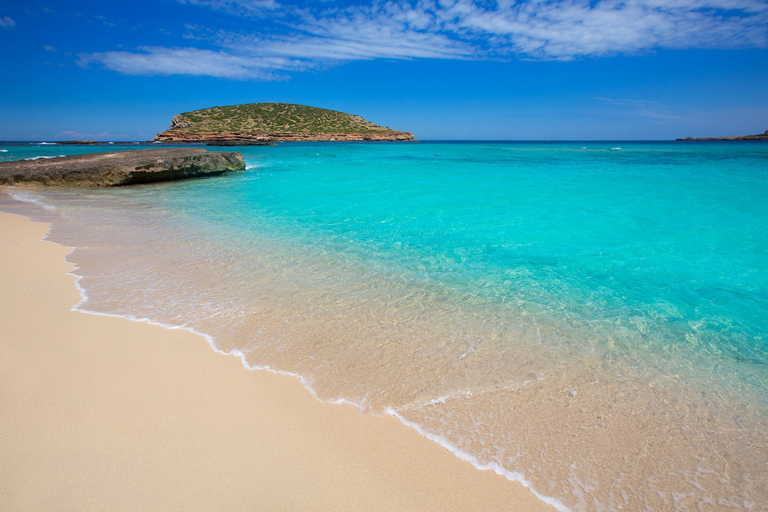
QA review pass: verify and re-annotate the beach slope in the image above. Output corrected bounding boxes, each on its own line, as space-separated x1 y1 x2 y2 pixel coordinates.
0 209 553 512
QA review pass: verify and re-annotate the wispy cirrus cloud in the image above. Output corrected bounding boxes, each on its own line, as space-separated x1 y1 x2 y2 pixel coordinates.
176 0 281 17
77 0 768 80
440 0 768 59
287 3 471 60
78 47 300 80
0 16 16 28
226 5 474 63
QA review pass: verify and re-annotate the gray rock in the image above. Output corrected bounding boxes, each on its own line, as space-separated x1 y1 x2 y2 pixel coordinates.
0 148 246 187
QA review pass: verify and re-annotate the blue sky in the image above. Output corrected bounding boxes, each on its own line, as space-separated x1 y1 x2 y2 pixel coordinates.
1 0 767 140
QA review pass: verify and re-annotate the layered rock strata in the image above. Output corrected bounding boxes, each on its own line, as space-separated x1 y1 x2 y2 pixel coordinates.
154 130 416 143
0 148 245 187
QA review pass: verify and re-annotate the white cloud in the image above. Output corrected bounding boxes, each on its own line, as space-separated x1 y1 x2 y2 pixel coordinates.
79 0 768 80
77 47 300 80
80 3 473 81
435 0 768 59
222 0 768 60
244 33 469 61
175 0 280 16
302 5 469 59
227 5 473 63
44 45 57 52
0 16 15 29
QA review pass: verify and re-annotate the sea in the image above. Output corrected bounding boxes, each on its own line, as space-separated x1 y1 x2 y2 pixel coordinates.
2 140 767 511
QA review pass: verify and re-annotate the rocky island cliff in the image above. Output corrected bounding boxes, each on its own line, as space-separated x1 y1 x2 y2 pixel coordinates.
0 148 245 187
676 130 768 141
154 103 416 143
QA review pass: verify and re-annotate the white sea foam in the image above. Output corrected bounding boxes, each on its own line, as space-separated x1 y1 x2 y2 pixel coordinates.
5 189 57 210
36 142 55 145
61 239 357 411
395 377 542 411
385 408 572 512
0 149 8 152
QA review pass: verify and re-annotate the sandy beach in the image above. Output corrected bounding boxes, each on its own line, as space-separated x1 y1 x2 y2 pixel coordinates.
0 208 554 512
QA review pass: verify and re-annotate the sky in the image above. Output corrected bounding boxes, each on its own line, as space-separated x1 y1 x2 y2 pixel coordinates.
1 0 767 140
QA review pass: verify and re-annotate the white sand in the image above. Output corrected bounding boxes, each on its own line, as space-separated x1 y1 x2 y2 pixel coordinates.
0 210 555 511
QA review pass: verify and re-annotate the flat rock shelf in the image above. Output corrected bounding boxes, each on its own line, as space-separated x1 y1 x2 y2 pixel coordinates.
0 148 246 187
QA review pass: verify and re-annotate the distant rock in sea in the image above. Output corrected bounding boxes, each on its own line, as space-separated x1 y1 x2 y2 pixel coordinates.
0 148 245 186
154 102 417 143
676 130 768 141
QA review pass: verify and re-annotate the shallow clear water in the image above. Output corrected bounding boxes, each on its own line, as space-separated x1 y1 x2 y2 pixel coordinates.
3 141 768 511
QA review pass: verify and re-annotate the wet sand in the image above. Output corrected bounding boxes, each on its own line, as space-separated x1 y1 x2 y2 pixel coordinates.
0 209 555 512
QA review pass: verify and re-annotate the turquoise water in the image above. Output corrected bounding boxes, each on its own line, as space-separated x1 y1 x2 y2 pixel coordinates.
3 141 767 510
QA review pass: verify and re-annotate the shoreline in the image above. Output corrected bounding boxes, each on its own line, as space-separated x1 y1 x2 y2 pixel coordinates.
0 207 555 511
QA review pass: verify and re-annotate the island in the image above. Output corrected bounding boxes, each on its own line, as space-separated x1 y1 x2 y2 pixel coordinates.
676 130 768 141
55 140 102 145
0 148 245 187
153 103 416 143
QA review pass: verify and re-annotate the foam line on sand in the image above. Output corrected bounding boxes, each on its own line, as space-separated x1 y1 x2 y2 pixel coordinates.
0 209 555 512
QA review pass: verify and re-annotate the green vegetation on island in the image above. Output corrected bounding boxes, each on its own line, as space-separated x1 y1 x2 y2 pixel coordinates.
676 130 768 141
155 102 416 143
171 103 395 134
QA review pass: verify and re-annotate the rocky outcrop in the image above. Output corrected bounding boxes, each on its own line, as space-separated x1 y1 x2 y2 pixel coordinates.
0 148 245 187
154 130 417 143
170 114 193 130
676 130 768 141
